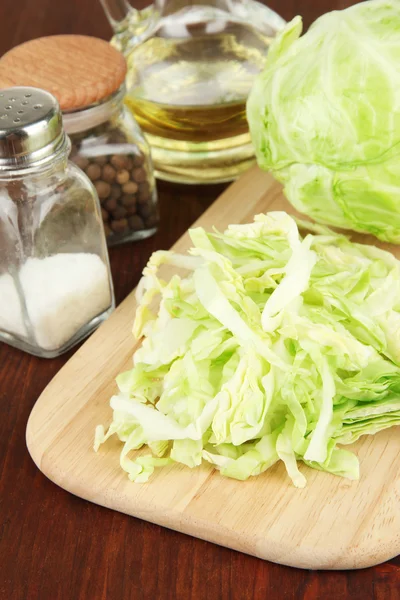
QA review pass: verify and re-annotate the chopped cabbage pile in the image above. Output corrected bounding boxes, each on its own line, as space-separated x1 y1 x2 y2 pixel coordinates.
95 212 400 487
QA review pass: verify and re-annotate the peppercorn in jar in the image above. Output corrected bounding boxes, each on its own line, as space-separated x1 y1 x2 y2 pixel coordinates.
0 35 159 246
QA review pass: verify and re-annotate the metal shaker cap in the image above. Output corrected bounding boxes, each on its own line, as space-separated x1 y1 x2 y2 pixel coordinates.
0 87 69 171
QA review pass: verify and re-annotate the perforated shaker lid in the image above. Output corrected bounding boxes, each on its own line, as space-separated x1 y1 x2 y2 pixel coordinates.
0 87 68 170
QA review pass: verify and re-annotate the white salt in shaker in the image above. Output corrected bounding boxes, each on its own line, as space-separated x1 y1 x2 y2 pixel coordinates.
0 86 115 357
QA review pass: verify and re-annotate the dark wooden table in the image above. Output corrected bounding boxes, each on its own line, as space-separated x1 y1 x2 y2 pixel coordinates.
1 1 399 598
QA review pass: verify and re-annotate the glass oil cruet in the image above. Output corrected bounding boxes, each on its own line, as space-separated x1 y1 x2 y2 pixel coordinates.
100 0 286 184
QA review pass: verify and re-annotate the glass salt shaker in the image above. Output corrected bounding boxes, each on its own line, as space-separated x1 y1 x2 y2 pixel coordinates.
0 87 115 358
0 35 159 246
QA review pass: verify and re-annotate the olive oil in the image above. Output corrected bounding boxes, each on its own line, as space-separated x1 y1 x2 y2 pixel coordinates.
124 22 272 183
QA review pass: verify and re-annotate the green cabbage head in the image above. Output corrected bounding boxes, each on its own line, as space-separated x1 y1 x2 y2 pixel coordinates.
247 0 400 243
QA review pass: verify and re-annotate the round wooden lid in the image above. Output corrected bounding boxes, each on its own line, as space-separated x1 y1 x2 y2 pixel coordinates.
0 35 127 111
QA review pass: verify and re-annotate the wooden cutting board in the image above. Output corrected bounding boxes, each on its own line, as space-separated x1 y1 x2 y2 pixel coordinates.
26 166 400 570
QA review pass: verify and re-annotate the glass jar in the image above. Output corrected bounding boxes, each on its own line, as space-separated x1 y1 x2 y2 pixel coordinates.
0 87 114 358
0 34 159 247
64 87 159 246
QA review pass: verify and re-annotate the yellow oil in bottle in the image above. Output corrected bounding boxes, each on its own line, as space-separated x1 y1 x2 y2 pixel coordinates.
124 22 271 183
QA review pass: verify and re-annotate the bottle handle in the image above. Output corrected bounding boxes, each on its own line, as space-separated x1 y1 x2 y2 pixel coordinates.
100 0 157 53
100 0 135 32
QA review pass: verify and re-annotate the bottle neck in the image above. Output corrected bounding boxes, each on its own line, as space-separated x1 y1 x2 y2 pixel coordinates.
62 87 125 136
0 138 70 181
0 151 69 182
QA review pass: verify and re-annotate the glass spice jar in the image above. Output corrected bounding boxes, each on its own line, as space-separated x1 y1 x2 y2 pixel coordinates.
64 88 158 245
0 35 159 246
0 87 115 358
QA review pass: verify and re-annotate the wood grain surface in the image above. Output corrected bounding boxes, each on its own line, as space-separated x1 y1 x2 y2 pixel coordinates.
1 1 399 599
26 167 400 572
0 35 127 110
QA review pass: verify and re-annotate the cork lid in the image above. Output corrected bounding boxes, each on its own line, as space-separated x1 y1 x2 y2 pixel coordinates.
0 35 127 111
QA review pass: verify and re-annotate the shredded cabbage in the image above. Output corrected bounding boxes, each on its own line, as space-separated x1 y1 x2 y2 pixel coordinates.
95 212 400 487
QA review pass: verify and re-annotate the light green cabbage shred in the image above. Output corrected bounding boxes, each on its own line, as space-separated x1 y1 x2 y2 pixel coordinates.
247 0 400 243
95 212 400 487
